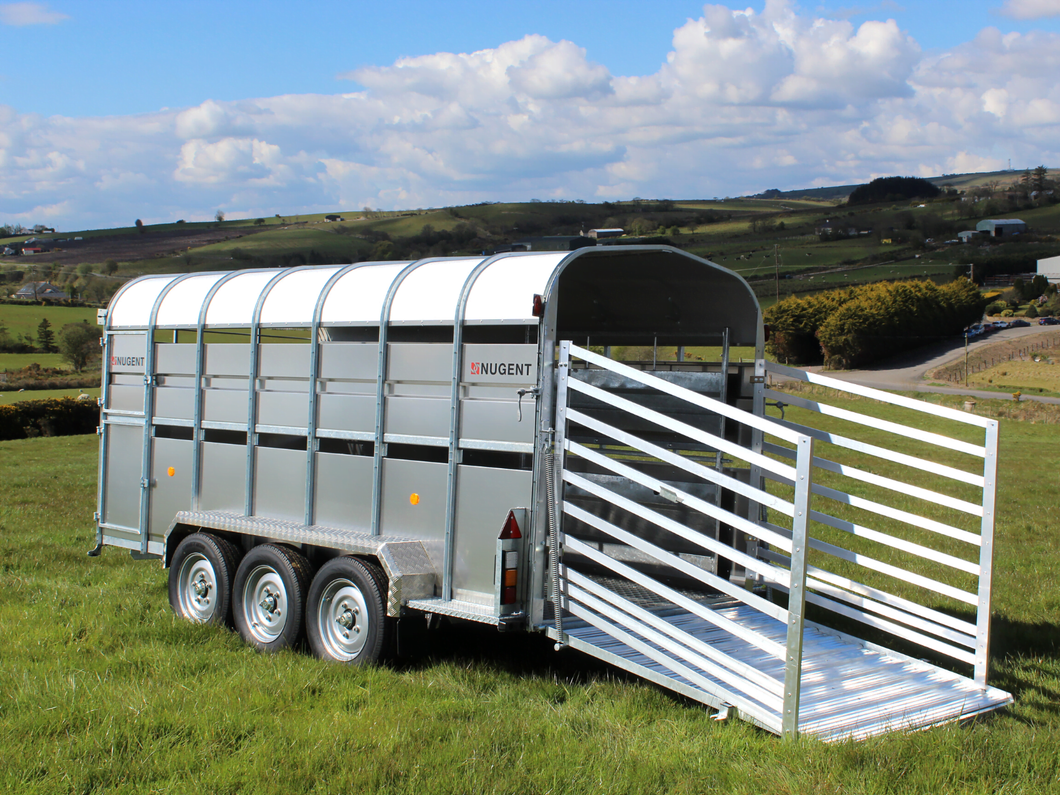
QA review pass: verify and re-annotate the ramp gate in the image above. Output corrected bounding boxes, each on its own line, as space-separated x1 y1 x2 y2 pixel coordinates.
548 343 1012 741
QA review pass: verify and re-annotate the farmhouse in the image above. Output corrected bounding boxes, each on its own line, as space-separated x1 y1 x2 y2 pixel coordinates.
586 228 623 239
13 281 69 301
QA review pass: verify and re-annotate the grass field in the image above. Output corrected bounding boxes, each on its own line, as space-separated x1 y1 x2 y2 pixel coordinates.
969 358 1060 397
0 352 71 371
3 389 1060 793
0 303 98 339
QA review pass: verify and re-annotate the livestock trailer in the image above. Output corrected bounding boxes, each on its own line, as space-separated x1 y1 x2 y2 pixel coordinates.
93 246 1012 740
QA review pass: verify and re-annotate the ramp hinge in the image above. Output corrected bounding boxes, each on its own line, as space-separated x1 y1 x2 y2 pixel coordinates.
140 477 150 489
93 511 100 522
95 425 103 435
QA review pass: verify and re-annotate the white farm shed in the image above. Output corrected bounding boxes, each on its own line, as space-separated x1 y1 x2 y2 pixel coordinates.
1038 254 1060 284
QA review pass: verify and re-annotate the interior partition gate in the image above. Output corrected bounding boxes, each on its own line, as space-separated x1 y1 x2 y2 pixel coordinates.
548 343 1012 741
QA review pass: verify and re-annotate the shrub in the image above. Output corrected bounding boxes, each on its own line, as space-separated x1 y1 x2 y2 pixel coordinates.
0 397 98 441
766 278 987 368
1025 304 1039 318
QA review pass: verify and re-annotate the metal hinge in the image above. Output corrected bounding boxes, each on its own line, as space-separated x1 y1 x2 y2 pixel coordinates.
140 477 150 489
751 375 766 384
93 511 100 522
96 425 103 435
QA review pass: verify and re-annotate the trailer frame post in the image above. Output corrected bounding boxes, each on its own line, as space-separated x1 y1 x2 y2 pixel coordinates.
442 254 510 600
139 273 197 554
974 419 1000 686
550 341 573 646
305 264 370 527
245 269 305 517
372 260 433 535
191 272 241 511
781 433 814 740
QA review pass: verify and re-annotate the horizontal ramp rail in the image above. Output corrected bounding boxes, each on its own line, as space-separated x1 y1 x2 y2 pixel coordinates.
548 346 1011 740
553 343 815 738
763 362 1003 688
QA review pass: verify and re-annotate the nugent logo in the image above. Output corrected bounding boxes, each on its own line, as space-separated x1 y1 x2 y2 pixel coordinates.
469 361 533 378
110 355 145 368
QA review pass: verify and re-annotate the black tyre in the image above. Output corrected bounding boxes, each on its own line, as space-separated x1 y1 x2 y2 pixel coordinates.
168 532 240 626
306 557 392 664
232 544 312 652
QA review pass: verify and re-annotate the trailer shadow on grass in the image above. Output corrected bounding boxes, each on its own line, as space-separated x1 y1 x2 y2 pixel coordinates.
391 616 639 687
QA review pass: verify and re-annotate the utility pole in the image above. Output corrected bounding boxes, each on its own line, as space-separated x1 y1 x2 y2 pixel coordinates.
965 331 970 387
774 244 781 303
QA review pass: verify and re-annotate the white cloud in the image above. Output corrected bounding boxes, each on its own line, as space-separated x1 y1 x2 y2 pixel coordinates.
0 2 67 26
1 4 1059 230
998 0 1060 20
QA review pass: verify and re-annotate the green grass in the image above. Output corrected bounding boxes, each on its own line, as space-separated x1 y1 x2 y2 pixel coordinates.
0 303 98 339
0 352 71 371
3 392 1060 792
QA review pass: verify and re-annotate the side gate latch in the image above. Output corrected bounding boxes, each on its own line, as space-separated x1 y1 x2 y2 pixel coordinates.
516 387 540 422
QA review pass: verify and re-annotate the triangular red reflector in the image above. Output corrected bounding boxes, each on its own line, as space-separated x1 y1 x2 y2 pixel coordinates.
499 510 522 539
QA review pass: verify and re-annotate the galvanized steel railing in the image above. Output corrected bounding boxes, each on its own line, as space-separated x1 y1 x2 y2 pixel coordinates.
554 343 816 737
762 363 999 688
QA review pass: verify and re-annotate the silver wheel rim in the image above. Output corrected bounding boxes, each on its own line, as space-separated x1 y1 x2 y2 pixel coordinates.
177 552 218 622
242 564 289 644
316 577 369 661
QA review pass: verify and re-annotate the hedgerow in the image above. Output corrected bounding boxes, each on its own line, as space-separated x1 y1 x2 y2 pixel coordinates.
0 397 99 440
766 278 987 368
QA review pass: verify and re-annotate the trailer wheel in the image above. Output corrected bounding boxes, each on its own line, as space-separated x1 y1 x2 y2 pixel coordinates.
233 544 311 652
307 557 390 664
168 532 240 625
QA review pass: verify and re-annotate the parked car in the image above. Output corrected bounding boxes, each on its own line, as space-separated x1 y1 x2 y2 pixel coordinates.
1009 319 1030 328
1039 317 1060 325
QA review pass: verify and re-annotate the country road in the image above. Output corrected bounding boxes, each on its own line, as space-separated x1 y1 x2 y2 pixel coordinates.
789 323 1060 405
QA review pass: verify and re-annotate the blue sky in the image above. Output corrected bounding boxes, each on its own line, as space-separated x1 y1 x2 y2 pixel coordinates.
2 0 1060 230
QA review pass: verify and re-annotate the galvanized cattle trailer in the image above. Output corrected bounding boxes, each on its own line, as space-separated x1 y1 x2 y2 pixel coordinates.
93 246 1012 740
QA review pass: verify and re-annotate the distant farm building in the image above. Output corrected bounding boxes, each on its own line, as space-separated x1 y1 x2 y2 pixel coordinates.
496 236 595 253
976 219 1027 237
1038 255 1060 284
13 281 69 301
324 215 344 222
587 228 624 239
958 230 980 243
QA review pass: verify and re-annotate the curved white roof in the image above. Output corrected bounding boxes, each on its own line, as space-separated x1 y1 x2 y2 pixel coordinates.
103 248 760 346
106 252 569 329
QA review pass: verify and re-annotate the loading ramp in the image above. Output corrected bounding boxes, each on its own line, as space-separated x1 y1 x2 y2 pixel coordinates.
548 344 1012 741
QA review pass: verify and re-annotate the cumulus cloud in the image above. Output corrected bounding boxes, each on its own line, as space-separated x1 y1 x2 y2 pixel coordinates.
0 2 67 25
1 3 1058 229
997 0 1060 20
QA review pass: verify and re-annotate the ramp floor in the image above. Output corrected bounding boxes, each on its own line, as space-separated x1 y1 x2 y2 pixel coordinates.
558 602 1012 741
